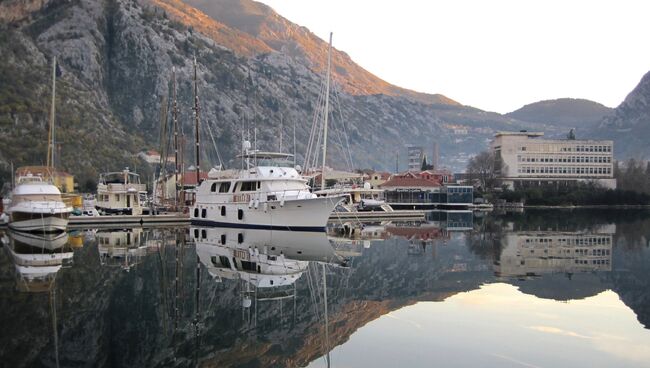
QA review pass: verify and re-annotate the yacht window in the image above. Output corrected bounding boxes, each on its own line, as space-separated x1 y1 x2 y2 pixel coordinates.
201 229 207 239
219 182 231 193
238 233 244 243
239 181 258 192
193 208 199 218
194 229 199 238
210 183 218 192
238 209 244 220
219 256 231 268
220 206 226 216
201 208 207 218
220 234 226 244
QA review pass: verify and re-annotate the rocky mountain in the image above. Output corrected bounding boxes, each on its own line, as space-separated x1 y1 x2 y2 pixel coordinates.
0 0 548 187
506 98 613 130
594 71 650 158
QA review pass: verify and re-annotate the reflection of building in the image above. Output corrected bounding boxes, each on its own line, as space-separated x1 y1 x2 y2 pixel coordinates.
96 229 156 270
381 172 473 209
496 230 613 278
490 131 616 189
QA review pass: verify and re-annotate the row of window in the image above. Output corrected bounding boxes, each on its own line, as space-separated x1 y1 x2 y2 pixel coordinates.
518 166 612 175
193 206 244 220
518 156 612 163
575 259 610 265
520 145 612 153
524 237 612 245
209 181 261 194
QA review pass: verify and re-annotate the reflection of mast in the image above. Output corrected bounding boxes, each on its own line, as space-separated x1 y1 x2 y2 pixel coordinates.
322 263 330 368
193 252 201 365
49 284 60 368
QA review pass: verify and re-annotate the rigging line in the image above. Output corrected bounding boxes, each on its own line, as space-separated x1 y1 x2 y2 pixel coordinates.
332 84 354 171
304 81 327 170
205 121 225 169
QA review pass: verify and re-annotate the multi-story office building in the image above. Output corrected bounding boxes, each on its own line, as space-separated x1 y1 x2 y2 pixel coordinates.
407 145 424 171
490 131 616 189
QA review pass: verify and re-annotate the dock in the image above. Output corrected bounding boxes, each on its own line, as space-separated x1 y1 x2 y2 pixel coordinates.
329 210 425 222
68 213 189 229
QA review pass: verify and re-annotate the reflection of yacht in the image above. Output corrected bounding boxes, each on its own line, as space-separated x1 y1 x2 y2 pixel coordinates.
194 227 347 290
2 230 73 292
6 174 72 232
191 148 342 232
96 169 147 215
495 230 614 278
96 228 153 270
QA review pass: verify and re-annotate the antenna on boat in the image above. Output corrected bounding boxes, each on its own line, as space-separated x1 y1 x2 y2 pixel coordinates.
47 55 57 171
293 120 296 167
172 66 179 208
193 55 201 185
320 32 333 191
279 113 283 153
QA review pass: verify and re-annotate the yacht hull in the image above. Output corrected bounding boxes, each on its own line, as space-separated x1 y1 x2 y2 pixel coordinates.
8 213 69 233
191 196 341 232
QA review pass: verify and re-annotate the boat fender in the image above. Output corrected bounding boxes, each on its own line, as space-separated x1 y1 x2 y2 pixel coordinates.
263 202 268 212
248 199 254 209
280 197 285 207
254 199 259 209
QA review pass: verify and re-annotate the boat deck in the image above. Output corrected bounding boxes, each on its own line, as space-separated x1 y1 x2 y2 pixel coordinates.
68 213 189 229
329 210 425 222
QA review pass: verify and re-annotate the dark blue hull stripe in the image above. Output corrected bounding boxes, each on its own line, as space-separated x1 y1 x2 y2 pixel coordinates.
190 219 325 232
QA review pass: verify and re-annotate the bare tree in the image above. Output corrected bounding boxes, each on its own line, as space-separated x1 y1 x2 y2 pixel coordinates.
467 151 498 190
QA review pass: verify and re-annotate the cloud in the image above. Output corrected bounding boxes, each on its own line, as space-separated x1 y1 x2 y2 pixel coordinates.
528 325 592 339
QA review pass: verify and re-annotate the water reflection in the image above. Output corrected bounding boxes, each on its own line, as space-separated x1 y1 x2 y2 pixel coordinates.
0 210 649 367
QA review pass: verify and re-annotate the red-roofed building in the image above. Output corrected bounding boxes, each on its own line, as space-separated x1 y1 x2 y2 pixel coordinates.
380 171 473 210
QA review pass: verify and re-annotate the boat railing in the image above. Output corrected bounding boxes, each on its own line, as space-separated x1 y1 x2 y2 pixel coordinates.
102 183 147 192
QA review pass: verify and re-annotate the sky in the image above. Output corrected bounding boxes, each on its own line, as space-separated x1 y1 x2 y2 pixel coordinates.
257 0 650 114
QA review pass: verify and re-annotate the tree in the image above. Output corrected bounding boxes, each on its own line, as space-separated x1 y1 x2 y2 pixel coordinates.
467 151 498 190
421 154 433 171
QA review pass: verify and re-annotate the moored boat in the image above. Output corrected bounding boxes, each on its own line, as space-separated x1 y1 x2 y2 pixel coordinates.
95 168 147 215
191 148 342 232
6 174 72 233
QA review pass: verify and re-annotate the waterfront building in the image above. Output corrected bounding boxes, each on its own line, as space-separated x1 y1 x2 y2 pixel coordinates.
380 172 473 209
366 171 391 189
490 131 616 189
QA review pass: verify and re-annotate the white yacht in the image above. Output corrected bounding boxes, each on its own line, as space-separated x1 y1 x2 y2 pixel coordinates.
6 174 72 232
191 146 342 232
96 168 147 215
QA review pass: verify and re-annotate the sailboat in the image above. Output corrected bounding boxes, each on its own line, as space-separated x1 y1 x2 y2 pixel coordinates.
6 56 72 232
190 55 342 231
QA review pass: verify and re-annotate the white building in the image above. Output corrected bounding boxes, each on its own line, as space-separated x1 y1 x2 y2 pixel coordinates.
407 145 424 171
490 131 616 189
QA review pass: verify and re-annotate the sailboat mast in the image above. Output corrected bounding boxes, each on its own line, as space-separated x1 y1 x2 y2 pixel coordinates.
47 56 57 170
320 33 332 191
172 67 179 207
193 56 201 185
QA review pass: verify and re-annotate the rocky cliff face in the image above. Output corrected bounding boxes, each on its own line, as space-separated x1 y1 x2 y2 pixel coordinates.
0 0 543 186
595 71 650 158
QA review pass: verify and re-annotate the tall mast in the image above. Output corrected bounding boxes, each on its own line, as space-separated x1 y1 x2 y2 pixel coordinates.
47 56 57 170
320 32 332 191
172 67 179 207
193 56 201 185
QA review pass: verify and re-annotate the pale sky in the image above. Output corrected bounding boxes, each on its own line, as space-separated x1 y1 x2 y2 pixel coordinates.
258 0 650 113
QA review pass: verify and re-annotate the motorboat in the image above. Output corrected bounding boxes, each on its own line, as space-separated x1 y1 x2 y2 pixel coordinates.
191 145 342 232
6 174 72 233
96 168 147 215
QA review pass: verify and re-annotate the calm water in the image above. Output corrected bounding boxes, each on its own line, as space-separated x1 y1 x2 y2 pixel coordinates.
1 209 650 367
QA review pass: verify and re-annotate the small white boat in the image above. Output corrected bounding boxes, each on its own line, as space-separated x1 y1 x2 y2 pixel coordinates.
96 169 147 215
6 174 72 233
191 148 342 232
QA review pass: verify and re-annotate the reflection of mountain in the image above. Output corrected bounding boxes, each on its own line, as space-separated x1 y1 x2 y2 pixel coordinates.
1 210 650 366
